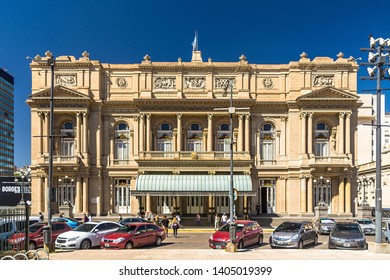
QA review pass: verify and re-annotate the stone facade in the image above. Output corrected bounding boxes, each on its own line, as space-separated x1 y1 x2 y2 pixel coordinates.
27 50 360 218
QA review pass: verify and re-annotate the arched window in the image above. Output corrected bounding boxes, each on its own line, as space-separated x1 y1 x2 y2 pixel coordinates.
187 123 203 151
115 123 130 160
60 121 74 157
314 122 330 156
217 123 230 153
157 123 173 152
260 123 275 162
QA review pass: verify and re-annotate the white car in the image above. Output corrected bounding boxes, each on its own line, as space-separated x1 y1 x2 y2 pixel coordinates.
382 220 390 243
356 219 375 235
55 221 121 249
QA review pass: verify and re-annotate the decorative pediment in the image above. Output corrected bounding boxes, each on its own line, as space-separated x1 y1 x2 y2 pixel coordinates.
297 86 358 101
30 85 91 100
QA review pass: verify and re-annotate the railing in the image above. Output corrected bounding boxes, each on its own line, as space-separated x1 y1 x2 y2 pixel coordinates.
137 151 251 160
43 155 79 164
313 156 350 164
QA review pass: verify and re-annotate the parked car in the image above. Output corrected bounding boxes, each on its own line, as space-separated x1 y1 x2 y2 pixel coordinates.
55 221 121 249
119 217 151 225
0 216 40 249
52 217 80 229
269 221 318 249
355 219 375 235
328 222 367 250
382 219 390 243
315 217 336 235
101 222 166 249
209 220 263 249
8 221 72 250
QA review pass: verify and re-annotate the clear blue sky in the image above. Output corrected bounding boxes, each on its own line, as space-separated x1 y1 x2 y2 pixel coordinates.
2 0 390 167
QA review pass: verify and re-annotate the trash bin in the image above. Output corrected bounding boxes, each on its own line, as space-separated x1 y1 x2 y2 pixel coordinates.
229 222 237 240
42 226 52 245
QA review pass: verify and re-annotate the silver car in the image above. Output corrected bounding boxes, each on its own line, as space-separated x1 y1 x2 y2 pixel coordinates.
269 221 318 249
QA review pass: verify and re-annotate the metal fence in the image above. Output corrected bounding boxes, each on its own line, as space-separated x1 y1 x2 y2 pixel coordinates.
0 207 29 255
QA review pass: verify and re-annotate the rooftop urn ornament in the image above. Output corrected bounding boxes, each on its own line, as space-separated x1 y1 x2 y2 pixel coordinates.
45 50 53 58
300 52 308 58
239 54 247 61
143 54 151 61
337 52 344 59
82 51 90 59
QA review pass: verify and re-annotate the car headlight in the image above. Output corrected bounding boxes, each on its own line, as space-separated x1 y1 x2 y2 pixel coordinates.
209 234 214 240
291 234 299 240
354 237 365 242
12 237 25 243
67 236 80 242
113 237 125 244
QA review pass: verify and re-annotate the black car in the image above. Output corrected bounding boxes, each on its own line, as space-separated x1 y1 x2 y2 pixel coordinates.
328 222 367 250
119 217 151 225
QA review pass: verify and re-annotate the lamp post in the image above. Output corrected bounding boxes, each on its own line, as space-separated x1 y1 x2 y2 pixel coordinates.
14 174 30 251
313 176 330 206
357 175 371 206
360 34 390 243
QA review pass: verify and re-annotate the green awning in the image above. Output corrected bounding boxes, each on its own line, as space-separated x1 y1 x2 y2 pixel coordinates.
134 175 254 196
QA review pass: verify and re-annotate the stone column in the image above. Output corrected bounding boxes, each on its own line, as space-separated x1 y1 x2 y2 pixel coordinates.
38 112 43 155
307 113 313 156
307 176 313 213
245 114 250 152
83 112 88 154
44 176 48 213
133 115 139 156
76 112 81 155
177 114 182 152
339 113 345 154
338 176 345 214
109 131 114 164
146 193 151 213
97 176 103 216
110 178 115 214
345 113 351 155
300 113 307 154
300 176 307 213
146 114 151 152
83 177 89 213
44 112 49 154
280 117 287 156
96 117 101 167
345 176 351 213
38 177 43 213
76 176 82 213
237 114 244 152
139 114 145 152
207 114 213 152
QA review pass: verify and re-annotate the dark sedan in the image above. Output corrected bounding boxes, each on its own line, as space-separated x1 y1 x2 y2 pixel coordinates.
119 217 151 225
328 222 367 250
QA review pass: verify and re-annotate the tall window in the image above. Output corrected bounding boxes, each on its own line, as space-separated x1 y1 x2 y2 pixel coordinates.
187 123 203 151
260 123 275 162
217 123 230 153
115 123 130 160
314 122 330 156
60 121 75 157
157 123 173 152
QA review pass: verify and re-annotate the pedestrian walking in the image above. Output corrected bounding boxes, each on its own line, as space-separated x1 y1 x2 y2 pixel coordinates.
88 212 92 222
172 216 179 238
195 213 201 226
221 213 227 225
256 203 261 216
214 213 220 230
160 215 169 237
118 214 123 223
83 213 89 223
38 212 44 222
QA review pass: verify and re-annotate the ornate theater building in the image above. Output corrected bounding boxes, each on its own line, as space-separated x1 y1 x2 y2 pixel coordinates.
27 49 360 218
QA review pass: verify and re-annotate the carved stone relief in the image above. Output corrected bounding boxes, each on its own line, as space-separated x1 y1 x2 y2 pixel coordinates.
313 75 334 86
184 77 206 89
263 78 274 89
116 77 128 89
214 77 235 89
56 74 77 86
154 77 176 89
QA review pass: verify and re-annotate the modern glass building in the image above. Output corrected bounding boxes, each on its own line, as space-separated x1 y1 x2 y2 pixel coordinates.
0 68 14 176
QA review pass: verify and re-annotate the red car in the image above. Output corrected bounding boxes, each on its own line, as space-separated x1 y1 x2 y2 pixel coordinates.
8 222 73 250
209 220 263 249
101 222 166 249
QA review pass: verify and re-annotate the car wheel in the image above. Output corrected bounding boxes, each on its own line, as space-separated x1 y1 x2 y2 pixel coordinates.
297 240 304 249
80 239 91 250
238 240 244 249
328 243 334 249
258 235 263 246
363 243 368 250
28 241 36 250
313 236 318 246
125 242 133 249
155 237 162 246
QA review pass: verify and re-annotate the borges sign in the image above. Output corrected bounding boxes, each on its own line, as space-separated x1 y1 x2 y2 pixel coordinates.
0 177 31 206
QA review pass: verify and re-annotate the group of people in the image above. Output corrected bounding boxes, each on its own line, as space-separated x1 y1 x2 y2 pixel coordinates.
83 212 92 223
213 213 239 230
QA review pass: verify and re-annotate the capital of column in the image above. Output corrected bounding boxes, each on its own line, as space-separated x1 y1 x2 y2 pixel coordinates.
238 114 244 120
307 112 314 118
146 114 151 120
339 112 345 119
280 116 288 122
133 115 139 122
300 112 307 119
207 113 213 120
177 113 182 120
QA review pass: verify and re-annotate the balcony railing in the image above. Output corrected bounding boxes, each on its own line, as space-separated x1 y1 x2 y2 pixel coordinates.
313 156 350 164
43 155 79 164
138 151 251 160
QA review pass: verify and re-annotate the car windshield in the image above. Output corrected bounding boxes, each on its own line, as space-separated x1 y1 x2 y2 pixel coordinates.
275 223 301 232
117 225 137 233
29 224 42 233
320 219 335 224
218 223 245 232
73 223 96 232
357 220 372 225
335 224 361 232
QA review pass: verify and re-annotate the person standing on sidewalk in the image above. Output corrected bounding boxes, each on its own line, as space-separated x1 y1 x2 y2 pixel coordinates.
172 216 179 238
214 213 220 230
195 213 201 226
161 215 169 237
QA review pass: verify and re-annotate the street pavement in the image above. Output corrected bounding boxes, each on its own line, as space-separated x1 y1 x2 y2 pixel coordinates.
49 227 390 260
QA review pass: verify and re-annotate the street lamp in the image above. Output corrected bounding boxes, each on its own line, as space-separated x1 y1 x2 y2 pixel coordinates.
360 34 390 243
357 175 372 206
313 176 330 206
14 174 30 251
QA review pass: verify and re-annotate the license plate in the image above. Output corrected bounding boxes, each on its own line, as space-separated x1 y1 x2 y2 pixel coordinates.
343 243 350 247
276 241 285 245
105 243 110 248
216 245 221 249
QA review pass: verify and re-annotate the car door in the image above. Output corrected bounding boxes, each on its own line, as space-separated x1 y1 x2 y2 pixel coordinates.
145 224 158 245
52 223 69 245
132 225 148 247
301 223 311 245
91 223 108 246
